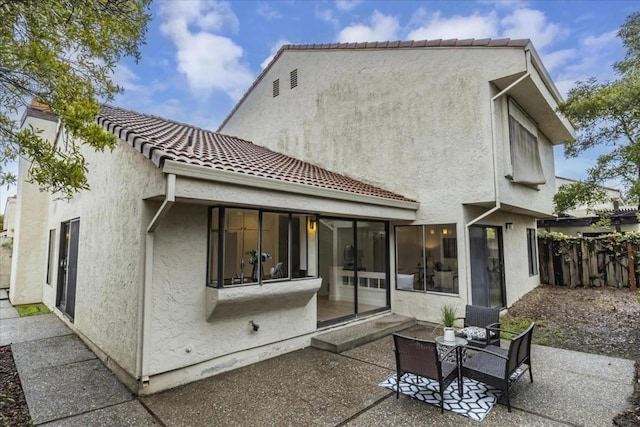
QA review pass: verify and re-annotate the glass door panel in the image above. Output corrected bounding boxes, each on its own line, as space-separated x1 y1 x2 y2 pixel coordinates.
318 219 355 324
469 225 505 308
356 221 388 314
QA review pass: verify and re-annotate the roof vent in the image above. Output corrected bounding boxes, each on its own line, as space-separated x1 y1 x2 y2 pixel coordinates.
273 79 280 97
290 69 298 89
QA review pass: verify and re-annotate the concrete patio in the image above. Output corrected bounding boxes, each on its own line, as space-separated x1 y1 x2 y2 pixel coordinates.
0 300 635 426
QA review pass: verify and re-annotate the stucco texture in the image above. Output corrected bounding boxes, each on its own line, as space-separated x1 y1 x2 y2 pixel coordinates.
148 202 318 376
43 140 164 376
10 116 58 305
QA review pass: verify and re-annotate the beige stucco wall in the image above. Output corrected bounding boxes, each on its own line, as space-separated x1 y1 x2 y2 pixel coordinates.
3 197 17 236
9 116 57 304
0 198 16 288
147 202 320 377
42 139 164 376
220 46 565 323
221 47 559 217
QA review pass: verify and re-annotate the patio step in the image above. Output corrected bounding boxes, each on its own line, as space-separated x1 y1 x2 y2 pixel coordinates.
311 313 416 353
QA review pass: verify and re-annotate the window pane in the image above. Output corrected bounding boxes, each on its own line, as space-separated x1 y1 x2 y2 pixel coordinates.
395 226 422 291
46 229 56 285
527 228 538 276
223 208 259 285
291 214 315 278
262 212 289 281
425 224 459 294
396 224 459 294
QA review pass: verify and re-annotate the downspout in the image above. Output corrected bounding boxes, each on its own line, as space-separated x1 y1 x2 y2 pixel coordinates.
464 50 532 304
139 173 176 387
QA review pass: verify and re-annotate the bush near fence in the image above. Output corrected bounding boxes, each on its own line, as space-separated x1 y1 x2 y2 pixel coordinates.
538 231 639 290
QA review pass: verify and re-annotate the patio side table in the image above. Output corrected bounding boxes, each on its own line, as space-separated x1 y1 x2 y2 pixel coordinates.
435 335 468 363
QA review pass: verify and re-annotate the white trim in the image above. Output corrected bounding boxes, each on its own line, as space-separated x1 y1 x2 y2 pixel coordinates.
162 160 419 211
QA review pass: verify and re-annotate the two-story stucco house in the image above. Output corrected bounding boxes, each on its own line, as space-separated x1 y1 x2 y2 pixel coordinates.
9 38 573 394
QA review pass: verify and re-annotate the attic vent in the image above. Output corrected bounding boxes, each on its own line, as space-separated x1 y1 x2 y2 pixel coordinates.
290 69 298 89
273 79 280 97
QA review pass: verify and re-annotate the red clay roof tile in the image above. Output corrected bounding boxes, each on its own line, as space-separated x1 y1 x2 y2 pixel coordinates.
97 105 415 203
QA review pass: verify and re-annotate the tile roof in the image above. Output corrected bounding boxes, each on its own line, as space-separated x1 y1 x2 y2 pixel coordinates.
97 105 415 203
218 38 530 131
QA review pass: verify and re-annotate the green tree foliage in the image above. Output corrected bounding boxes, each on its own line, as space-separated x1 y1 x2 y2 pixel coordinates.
555 12 640 214
0 0 151 197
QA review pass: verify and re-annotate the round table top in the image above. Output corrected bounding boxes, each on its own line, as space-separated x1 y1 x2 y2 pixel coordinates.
435 335 468 346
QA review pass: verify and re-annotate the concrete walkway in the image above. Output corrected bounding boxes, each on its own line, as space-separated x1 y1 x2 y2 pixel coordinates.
1 310 635 426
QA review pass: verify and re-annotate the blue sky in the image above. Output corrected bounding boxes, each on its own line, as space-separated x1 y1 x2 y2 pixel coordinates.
3 0 637 204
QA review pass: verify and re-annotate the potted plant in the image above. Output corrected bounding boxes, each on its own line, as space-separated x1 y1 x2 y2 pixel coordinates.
440 304 457 342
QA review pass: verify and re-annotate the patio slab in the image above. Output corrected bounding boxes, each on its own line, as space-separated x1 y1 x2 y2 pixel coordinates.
344 392 571 426
0 299 12 308
0 313 71 345
143 347 394 427
20 358 134 424
12 334 96 373
0 305 20 319
508 345 635 427
40 400 159 427
0 289 8 299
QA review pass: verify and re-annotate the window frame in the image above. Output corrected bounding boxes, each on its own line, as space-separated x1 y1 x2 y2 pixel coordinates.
394 223 460 295
207 206 317 288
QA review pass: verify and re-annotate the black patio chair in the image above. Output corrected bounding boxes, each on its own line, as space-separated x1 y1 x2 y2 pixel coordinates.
461 322 535 412
392 333 462 413
455 304 501 348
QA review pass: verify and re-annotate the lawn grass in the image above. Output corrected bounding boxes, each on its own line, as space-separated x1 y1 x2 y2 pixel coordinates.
15 303 50 317
498 316 562 347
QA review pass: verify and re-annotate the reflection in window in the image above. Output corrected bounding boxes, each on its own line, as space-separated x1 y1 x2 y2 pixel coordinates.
208 207 315 287
395 224 459 294
527 228 538 276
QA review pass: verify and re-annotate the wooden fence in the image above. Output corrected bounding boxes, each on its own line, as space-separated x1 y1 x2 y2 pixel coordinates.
538 235 638 289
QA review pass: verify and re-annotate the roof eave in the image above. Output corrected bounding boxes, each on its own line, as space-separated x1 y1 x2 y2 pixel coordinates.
162 160 419 211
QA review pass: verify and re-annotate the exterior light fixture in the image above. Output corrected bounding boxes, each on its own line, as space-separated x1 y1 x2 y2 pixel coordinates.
505 222 514 230
308 217 317 232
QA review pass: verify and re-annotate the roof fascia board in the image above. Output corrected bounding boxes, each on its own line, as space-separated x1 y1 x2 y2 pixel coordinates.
525 42 564 105
162 160 419 211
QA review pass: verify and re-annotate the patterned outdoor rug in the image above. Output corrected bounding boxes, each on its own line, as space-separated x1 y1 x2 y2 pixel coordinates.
379 373 501 422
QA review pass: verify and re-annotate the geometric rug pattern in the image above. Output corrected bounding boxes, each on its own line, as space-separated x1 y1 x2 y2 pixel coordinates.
379 373 501 422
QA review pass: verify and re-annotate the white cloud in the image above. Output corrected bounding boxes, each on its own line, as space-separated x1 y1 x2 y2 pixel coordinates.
257 3 283 21
261 39 291 69
408 12 498 40
500 8 563 50
316 8 339 28
337 10 400 43
112 64 142 92
584 30 618 48
540 48 577 73
335 0 363 12
159 1 254 100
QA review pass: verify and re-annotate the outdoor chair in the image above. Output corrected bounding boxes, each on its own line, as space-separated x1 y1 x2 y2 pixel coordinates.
461 322 535 412
455 304 501 348
392 333 462 413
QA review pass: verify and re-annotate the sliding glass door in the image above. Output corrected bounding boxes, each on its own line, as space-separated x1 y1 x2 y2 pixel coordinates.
317 218 388 325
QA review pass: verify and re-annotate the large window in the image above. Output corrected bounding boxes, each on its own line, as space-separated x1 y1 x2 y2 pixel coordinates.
208 207 316 287
395 224 459 294
509 99 545 186
527 228 539 276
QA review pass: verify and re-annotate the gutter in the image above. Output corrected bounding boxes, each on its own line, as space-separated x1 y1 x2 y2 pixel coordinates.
138 173 176 387
463 50 531 303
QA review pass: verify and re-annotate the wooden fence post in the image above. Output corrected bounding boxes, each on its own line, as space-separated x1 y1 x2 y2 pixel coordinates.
628 242 637 291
